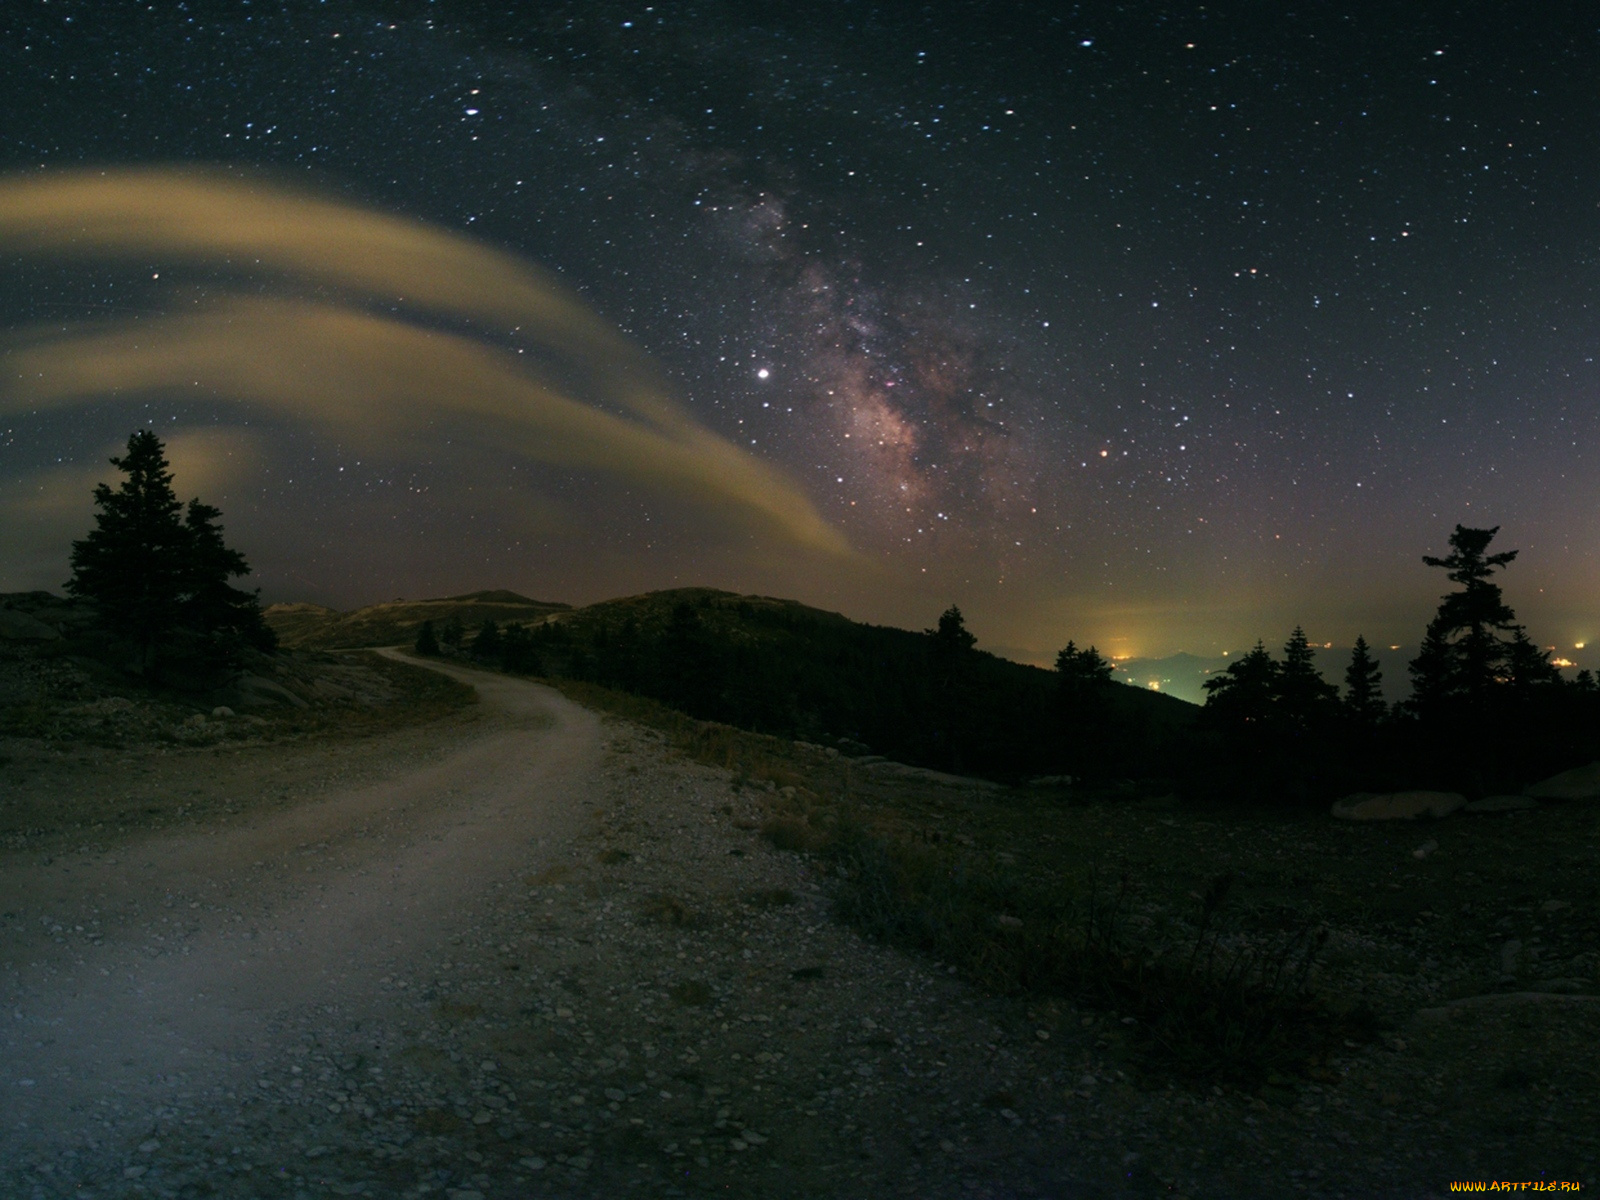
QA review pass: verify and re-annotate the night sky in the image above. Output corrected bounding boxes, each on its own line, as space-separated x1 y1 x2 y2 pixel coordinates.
3 2 1599 667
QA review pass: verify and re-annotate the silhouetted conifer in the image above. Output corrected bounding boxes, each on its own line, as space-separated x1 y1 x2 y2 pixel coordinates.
1503 628 1560 696
439 616 465 653
1342 636 1387 726
926 605 978 770
1055 640 1113 693
179 499 276 652
1409 525 1521 716
1202 641 1279 727
66 431 189 663
1278 626 1339 730
414 620 440 656
500 622 543 674
67 429 271 671
472 619 502 661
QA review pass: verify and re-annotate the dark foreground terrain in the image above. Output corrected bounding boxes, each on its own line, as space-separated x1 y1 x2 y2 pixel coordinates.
0 643 1595 1198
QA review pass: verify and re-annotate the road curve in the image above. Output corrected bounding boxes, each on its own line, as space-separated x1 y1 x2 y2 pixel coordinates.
0 656 599 1168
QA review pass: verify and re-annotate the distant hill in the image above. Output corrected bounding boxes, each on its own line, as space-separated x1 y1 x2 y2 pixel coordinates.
268 584 1197 780
265 590 569 650
519 587 1196 781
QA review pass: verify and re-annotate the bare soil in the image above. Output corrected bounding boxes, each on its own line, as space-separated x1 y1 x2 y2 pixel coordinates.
1 656 1596 1199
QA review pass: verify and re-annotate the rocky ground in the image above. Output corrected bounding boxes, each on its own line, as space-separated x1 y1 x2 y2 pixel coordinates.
2 656 1597 1199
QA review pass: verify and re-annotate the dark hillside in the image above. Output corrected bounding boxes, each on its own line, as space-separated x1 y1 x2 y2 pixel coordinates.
265 591 569 650
520 588 1195 781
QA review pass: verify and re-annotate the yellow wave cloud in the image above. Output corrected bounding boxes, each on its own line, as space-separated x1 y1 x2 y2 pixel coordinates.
0 166 848 555
3 298 848 554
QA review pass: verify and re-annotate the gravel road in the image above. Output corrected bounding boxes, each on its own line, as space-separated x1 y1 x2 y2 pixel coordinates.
1 657 599 1197
5 657 1593 1199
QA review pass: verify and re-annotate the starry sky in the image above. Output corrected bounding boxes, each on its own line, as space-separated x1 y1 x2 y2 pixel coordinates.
3 2 1599 667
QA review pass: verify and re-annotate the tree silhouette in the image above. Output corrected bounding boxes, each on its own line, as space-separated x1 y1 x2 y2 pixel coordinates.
1055 640 1116 775
414 620 441 656
67 430 271 670
66 431 189 662
179 499 276 651
438 616 465 653
1342 636 1387 726
1502 628 1560 697
1277 626 1339 730
1055 640 1113 694
1201 641 1279 727
1409 525 1521 716
926 605 978 770
472 619 503 661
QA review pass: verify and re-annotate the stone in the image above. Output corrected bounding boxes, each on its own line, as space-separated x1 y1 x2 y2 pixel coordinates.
1464 795 1538 813
1524 762 1600 801
1500 940 1523 976
0 607 60 640
1411 840 1438 859
218 673 309 710
1330 791 1465 820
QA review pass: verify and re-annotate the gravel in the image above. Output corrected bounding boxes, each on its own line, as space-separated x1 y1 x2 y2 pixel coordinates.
3 697 1597 1197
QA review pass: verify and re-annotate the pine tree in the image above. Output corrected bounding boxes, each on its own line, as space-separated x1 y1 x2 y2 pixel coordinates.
179 499 275 651
1055 640 1114 694
1410 525 1521 714
1202 641 1279 727
439 616 465 653
928 605 977 656
472 619 503 661
66 430 271 668
1278 626 1339 729
1503 628 1560 696
414 620 440 656
1342 636 1387 725
66 430 189 662
926 605 978 771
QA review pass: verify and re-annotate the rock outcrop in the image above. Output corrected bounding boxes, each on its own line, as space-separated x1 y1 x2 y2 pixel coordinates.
1524 762 1600 801
1330 791 1466 820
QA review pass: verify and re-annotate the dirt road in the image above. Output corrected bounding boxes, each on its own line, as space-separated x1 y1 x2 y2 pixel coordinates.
1 657 600 1192
9 656 1583 1199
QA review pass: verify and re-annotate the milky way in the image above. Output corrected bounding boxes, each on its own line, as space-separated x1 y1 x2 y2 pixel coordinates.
2 3 1598 664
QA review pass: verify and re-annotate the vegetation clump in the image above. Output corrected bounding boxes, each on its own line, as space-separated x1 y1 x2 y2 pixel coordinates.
825 825 1362 1085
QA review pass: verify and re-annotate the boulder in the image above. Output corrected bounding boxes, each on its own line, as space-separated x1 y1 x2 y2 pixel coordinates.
0 607 61 641
1464 794 1539 813
216 673 309 710
1524 762 1600 802
859 758 1003 793
1330 790 1466 821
